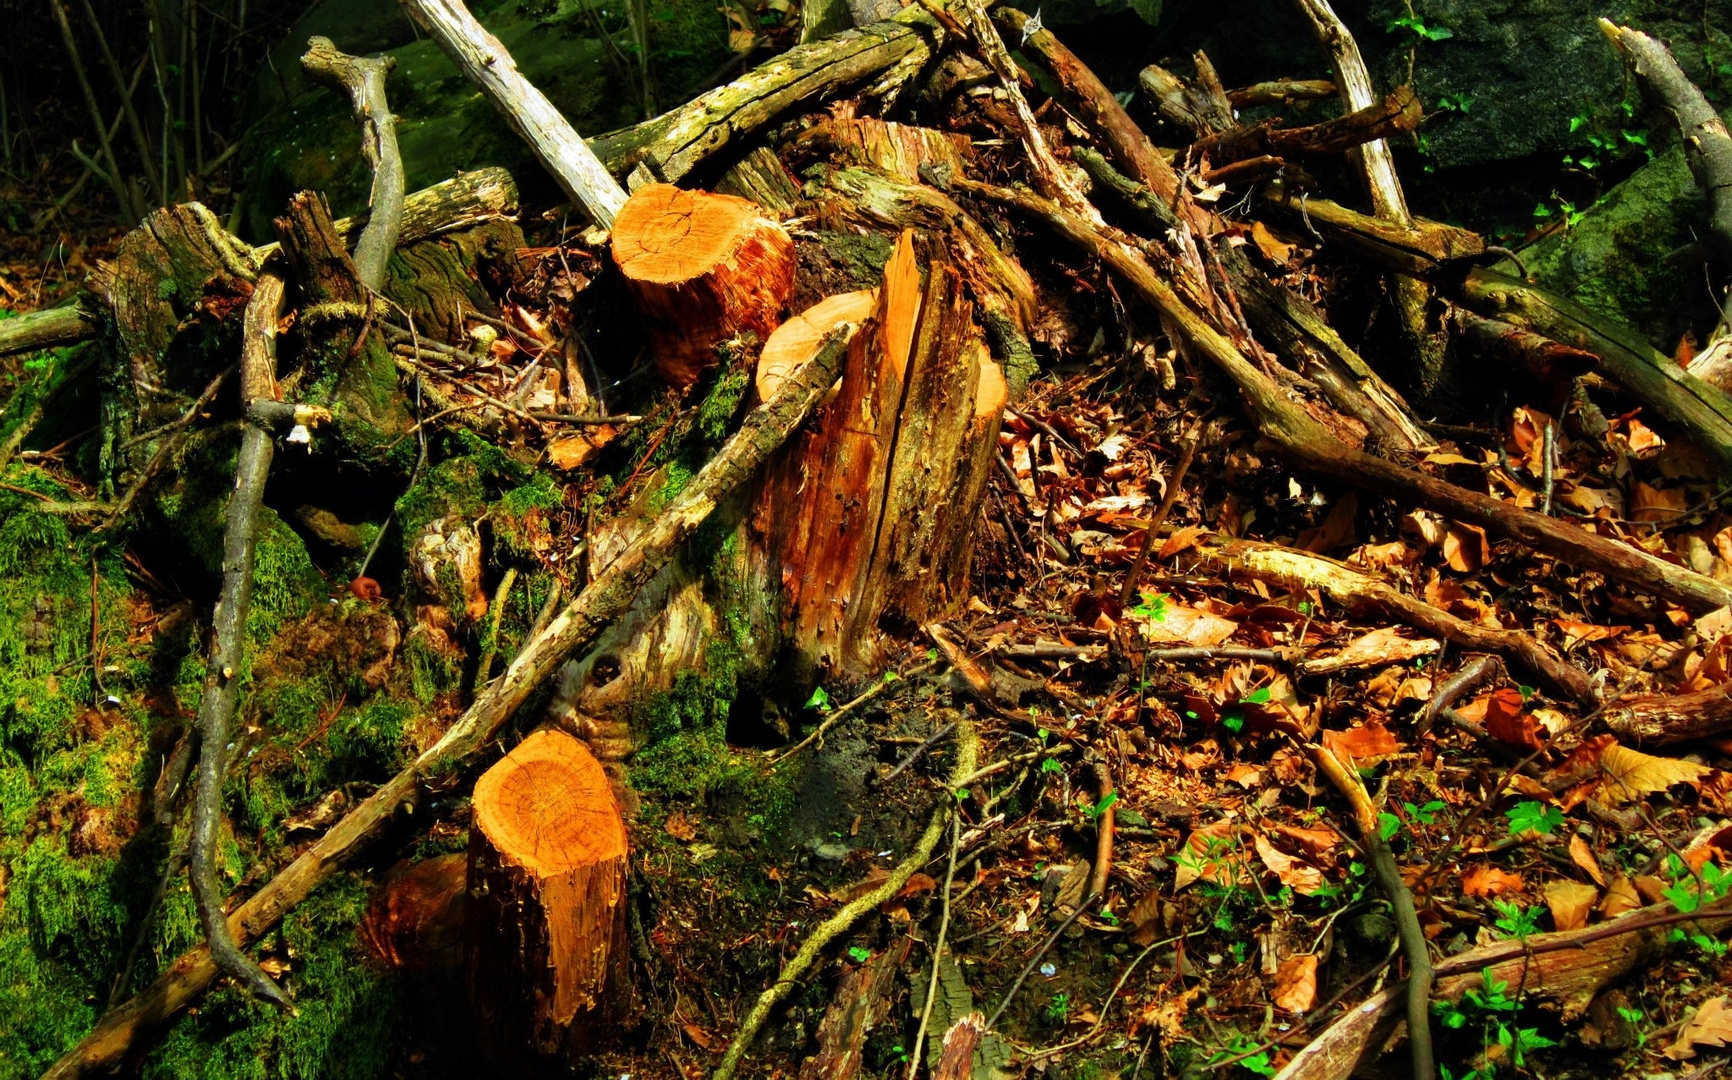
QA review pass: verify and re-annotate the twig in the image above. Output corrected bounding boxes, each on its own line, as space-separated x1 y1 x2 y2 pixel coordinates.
984 892 1101 1032
880 718 959 787
713 721 979 1080
1119 433 1198 609
50 0 140 221
75 0 164 206
1540 420 1556 517
300 38 403 291
1418 654 1500 735
1308 741 1433 1080
470 567 518 696
0 482 109 515
1088 754 1116 898
187 272 293 1009
767 659 941 766
907 811 964 1078
99 365 233 533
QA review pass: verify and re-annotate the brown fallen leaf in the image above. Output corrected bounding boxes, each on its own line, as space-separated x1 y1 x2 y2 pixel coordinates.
1553 618 1628 649
1135 603 1239 647
545 425 617 470
1254 832 1325 895
1461 865 1524 897
1598 743 1713 804
1568 834 1607 887
1158 524 1207 560
1302 626 1440 676
664 811 697 842
1599 876 1642 918
1224 762 1263 788
1667 996 1732 1060
1322 721 1399 767
1442 521 1490 572
1272 953 1318 1014
1270 823 1342 864
1632 479 1688 523
1249 220 1296 265
1297 492 1358 554
1543 879 1598 931
1127 889 1165 946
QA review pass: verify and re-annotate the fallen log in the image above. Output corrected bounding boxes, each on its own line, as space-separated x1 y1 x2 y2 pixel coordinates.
40 326 853 1080
1260 185 1485 277
1604 682 1732 745
0 303 96 359
611 183 796 388
467 728 629 1061
1183 84 1423 168
1460 267 1732 471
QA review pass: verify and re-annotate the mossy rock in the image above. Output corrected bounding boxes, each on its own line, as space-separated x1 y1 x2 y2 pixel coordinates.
1518 121 1724 351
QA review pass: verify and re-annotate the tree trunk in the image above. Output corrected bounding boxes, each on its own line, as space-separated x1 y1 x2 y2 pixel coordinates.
466 727 630 1062
612 183 796 387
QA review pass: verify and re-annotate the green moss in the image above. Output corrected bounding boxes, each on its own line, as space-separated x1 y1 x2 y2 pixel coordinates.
695 357 751 444
142 875 400 1080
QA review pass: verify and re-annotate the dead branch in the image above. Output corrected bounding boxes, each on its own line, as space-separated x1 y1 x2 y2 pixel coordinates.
397 0 628 227
42 329 854 1079
1184 84 1423 167
300 37 405 291
1605 682 1732 745
187 271 294 1009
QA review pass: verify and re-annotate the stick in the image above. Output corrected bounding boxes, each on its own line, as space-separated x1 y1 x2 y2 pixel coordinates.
44 329 855 1079
186 272 293 1008
397 0 627 227
300 37 404 292
1118 434 1197 608
49 0 140 222
767 658 941 766
712 719 979 1080
1308 741 1433 1080
906 812 963 1078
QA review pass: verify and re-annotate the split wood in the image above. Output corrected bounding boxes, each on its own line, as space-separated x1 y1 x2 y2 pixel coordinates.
43 330 854 1079
712 719 979 1080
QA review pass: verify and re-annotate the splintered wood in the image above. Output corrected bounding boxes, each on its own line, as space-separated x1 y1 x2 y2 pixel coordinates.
754 230 1006 679
611 182 795 386
466 728 629 1059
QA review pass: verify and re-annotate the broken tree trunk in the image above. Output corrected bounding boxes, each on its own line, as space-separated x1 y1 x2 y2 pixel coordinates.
467 727 629 1062
611 183 796 387
41 329 852 1080
752 230 1005 680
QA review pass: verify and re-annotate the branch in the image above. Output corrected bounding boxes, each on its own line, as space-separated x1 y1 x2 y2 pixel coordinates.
396 0 627 227
186 271 294 1009
300 36 405 292
43 328 855 1079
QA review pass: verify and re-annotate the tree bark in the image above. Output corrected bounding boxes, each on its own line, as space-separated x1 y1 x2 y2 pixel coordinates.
1604 682 1732 745
300 36 405 292
467 728 629 1061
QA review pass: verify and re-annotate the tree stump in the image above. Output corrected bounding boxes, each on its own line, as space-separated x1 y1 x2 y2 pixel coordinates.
611 183 796 387
466 727 630 1061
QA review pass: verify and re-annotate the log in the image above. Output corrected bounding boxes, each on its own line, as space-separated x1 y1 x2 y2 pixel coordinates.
611 183 796 387
1260 185 1485 277
757 290 877 403
1183 84 1423 168
41 326 853 1080
798 938 911 1079
467 728 629 1060
1228 79 1338 108
1604 682 1732 745
1139 60 1234 135
1460 268 1732 471
0 303 95 359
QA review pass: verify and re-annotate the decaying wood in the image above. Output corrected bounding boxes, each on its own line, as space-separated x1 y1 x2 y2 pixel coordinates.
42 330 853 1080
1139 60 1234 136
0 303 96 359
753 231 1004 679
591 5 946 184
1228 79 1337 108
1291 0 1409 225
1260 185 1485 276
467 728 629 1060
187 271 294 1009
1451 307 1600 385
397 0 628 227
931 1013 986 1080
1460 268 1732 470
358 852 469 973
715 145 803 218
1184 84 1422 168
1275 897 1732 1080
950 174 1732 616
611 183 796 387
797 938 912 1079
1194 538 1592 704
1604 682 1732 745
300 36 405 291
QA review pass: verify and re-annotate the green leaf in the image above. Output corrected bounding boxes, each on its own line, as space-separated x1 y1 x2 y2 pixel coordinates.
804 686 832 711
1244 687 1272 705
1221 709 1245 735
847 945 870 963
1040 757 1064 774
1378 813 1401 841
1505 800 1562 836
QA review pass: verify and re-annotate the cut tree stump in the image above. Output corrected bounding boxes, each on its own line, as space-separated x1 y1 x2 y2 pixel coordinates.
612 183 796 387
466 727 630 1061
757 289 878 402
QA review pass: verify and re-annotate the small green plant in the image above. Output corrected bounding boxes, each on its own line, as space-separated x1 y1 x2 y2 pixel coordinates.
1661 856 1732 955
1129 589 1169 621
1505 800 1563 837
1436 92 1474 112
1387 13 1453 41
1040 756 1065 775
1616 1005 1648 1050
803 686 832 712
1080 791 1119 822
1533 193 1590 229
1490 899 1543 942
1208 1034 1276 1076
1043 992 1071 1025
847 945 870 963
1435 969 1556 1078
1221 686 1272 735
1405 800 1447 826
1378 812 1402 842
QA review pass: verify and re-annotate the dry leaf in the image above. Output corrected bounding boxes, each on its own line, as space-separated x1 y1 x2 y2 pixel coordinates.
1270 823 1342 863
1666 996 1732 1060
1461 865 1524 897
1302 627 1440 675
1553 618 1628 649
1480 688 1546 752
1272 954 1318 1014
1298 492 1358 554
1598 743 1712 804
1254 832 1325 895
1224 763 1264 788
546 426 617 470
1136 604 1239 647
1249 220 1296 265
1442 522 1490 572
1568 835 1607 887
1631 480 1688 523
664 811 697 842
1625 417 1666 456
1544 879 1598 931
1158 524 1207 560
1322 721 1399 766
1175 822 1250 891
1127 889 1165 945
1599 876 1642 918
